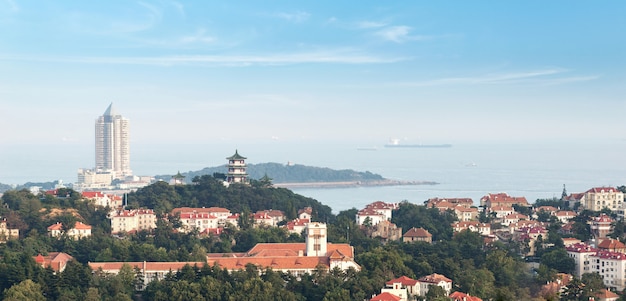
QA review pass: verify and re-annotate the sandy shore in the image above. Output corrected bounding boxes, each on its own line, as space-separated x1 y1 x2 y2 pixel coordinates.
273 179 438 189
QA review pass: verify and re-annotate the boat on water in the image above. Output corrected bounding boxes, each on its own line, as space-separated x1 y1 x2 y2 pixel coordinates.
384 138 452 148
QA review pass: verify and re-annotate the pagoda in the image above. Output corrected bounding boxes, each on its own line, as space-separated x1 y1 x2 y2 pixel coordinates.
226 150 248 184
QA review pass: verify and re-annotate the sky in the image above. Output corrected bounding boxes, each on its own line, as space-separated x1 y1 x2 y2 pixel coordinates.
1 1 625 151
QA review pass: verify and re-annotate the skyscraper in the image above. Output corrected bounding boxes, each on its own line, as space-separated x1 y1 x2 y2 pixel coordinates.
95 103 131 178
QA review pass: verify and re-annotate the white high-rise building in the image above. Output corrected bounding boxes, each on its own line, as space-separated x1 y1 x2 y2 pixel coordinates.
95 103 131 179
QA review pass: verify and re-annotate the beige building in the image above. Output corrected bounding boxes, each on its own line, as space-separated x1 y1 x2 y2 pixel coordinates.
110 209 157 234
0 220 19 242
582 187 624 212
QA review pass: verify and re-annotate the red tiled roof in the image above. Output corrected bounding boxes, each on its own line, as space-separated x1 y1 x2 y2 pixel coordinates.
403 227 432 238
586 187 619 193
172 207 230 214
89 261 204 272
371 292 402 301
386 275 418 286
566 243 597 253
82 191 106 198
450 291 483 301
596 289 619 299
597 238 626 250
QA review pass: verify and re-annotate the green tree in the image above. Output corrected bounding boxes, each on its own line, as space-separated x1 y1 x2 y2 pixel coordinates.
3 279 45 301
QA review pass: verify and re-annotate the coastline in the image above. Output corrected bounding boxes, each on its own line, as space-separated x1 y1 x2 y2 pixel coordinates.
273 179 439 189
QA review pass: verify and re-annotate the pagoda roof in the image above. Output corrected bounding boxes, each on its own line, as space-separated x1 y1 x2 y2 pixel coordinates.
227 150 247 160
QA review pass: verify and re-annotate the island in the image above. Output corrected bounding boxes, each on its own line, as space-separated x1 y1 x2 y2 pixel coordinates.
155 162 438 187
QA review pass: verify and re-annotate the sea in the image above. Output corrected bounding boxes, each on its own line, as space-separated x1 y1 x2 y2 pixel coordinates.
1 140 625 214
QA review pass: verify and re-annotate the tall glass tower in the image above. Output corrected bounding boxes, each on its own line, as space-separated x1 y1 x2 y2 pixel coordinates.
95 103 131 178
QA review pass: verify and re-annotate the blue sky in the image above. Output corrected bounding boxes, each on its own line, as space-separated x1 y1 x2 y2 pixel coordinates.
1 1 625 148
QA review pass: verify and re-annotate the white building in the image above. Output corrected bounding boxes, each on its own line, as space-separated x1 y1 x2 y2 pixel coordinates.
356 201 396 226
565 242 626 291
48 221 92 239
95 103 132 179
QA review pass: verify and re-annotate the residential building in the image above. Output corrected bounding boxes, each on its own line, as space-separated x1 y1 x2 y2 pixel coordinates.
591 250 626 291
356 201 396 226
110 209 157 234
582 187 624 212
370 292 402 301
417 273 453 296
366 220 403 243
34 252 74 273
554 210 577 223
284 218 310 235
449 291 483 301
480 193 529 208
0 220 19 241
403 227 432 243
595 289 620 301
590 214 614 239
206 223 360 275
256 209 285 225
384 276 419 296
426 197 474 209
298 207 313 220
48 221 92 239
452 221 491 236
502 213 529 227
454 206 479 221
95 103 131 179
597 238 626 253
566 243 598 278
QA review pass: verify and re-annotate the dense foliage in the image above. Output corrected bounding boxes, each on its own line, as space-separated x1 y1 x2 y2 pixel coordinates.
1 178 625 300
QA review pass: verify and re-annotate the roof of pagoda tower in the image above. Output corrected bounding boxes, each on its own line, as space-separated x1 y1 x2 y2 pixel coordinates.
227 150 247 160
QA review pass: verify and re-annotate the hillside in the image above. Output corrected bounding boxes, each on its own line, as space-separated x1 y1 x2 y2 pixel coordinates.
155 162 385 184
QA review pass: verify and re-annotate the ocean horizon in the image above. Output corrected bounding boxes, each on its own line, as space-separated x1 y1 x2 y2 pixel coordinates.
2 140 625 213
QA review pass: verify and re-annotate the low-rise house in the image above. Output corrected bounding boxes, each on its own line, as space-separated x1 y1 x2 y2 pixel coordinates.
0 219 19 241
480 193 529 209
357 201 397 226
490 205 514 219
595 289 620 301
367 220 403 243
417 273 453 296
590 214 614 239
298 207 313 220
110 209 157 234
379 279 408 301
562 238 582 246
34 252 74 273
452 221 491 236
284 218 310 235
81 191 122 208
253 211 276 227
554 210 577 223
256 209 285 225
454 206 479 222
403 227 432 244
597 238 626 253
426 197 473 209
384 276 418 297
48 221 92 239
502 213 529 227
89 261 204 290
178 212 220 233
370 292 402 301
515 226 547 256
449 291 483 301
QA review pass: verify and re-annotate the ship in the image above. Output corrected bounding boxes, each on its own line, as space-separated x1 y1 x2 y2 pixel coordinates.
384 138 452 148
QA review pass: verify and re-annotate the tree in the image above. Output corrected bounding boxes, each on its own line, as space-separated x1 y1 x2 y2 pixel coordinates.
424 285 448 300
3 279 46 301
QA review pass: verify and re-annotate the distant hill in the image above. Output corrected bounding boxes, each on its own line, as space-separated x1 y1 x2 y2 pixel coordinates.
155 162 385 184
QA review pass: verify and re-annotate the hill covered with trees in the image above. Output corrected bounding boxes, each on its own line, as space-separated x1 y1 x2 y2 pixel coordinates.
155 162 385 184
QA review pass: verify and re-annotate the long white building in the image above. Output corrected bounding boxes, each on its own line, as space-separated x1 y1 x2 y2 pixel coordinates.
95 103 131 179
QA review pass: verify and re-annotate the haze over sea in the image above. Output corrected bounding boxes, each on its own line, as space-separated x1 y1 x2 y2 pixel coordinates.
2 139 625 213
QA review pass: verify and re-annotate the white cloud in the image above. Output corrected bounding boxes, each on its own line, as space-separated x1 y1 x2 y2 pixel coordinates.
0 50 408 66
270 11 310 23
374 25 430 43
397 69 599 86
169 1 185 18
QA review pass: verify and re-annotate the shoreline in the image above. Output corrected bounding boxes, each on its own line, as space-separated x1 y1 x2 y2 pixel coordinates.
273 179 439 189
